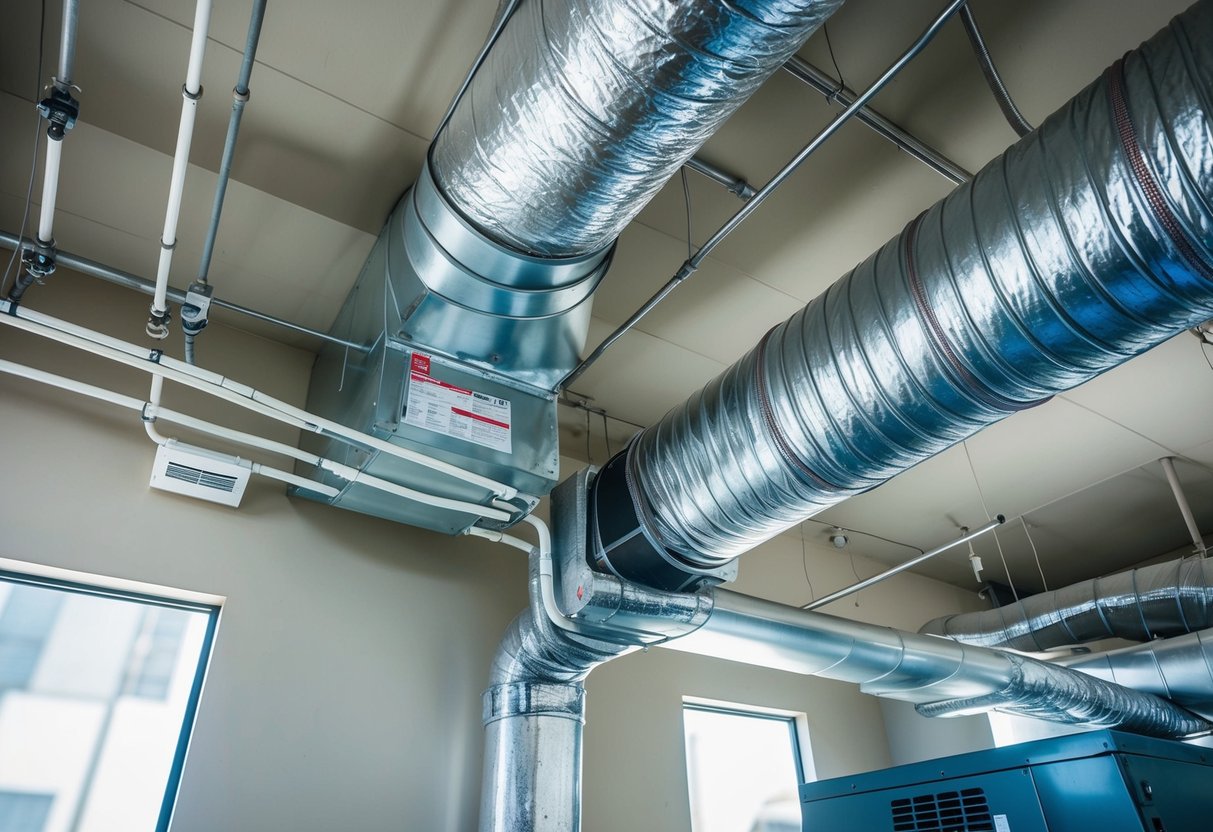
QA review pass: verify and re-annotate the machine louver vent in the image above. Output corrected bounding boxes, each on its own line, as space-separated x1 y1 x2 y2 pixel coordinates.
165 462 238 493
891 787 993 832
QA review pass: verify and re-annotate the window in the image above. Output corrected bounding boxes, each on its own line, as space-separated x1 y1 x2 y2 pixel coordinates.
682 700 813 832
0 569 218 832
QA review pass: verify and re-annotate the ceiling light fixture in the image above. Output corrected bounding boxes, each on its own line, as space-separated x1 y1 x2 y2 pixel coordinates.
830 527 849 549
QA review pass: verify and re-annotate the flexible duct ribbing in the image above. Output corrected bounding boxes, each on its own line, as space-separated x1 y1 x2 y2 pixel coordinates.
921 556 1213 651
431 0 843 257
599 0 1213 581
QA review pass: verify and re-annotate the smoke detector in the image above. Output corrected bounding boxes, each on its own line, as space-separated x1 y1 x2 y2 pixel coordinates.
830 527 849 549
149 441 251 507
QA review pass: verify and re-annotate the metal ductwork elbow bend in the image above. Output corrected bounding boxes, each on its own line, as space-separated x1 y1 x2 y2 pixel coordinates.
480 553 630 832
921 556 1213 651
590 0 1213 591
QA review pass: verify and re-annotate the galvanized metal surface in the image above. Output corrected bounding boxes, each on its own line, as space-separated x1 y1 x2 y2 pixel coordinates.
665 589 1210 737
431 0 843 257
294 231 558 533
800 730 1213 832
624 0 1213 568
921 556 1213 651
1062 628 1213 721
479 551 631 832
390 161 611 390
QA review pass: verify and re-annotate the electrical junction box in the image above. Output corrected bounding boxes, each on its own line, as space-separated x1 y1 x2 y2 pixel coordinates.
799 730 1213 832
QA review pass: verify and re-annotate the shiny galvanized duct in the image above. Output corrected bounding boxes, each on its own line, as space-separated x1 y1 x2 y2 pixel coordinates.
480 553 629 832
920 556 1213 651
1060 628 1213 721
663 589 1210 738
430 0 844 257
604 0 1213 578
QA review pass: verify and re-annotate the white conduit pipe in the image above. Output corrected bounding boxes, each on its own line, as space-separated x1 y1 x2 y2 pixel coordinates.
0 358 513 522
36 137 63 246
148 0 213 338
0 357 336 498
1161 457 1208 556
0 301 520 500
468 514 596 636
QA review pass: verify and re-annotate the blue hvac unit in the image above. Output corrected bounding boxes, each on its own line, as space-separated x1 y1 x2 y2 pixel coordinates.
799 730 1213 832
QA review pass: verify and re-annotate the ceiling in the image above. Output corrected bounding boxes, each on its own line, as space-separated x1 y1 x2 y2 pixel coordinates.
2 0 1211 594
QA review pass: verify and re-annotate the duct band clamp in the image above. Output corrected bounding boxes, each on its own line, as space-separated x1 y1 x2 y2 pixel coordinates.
482 682 585 725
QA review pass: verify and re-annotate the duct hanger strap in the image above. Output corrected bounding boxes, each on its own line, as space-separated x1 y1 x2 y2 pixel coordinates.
902 214 1050 414
1107 59 1213 286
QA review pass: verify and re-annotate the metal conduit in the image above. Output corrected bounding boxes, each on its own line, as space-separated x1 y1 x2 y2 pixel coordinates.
430 0 844 257
0 231 367 352
921 556 1213 652
781 54 972 185
589 0 1213 588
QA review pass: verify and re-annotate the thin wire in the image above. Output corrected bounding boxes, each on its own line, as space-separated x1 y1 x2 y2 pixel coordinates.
1202 342 1213 373
601 411 612 457
963 440 1019 601
1020 516 1050 591
802 517 924 554
2 0 48 297
848 550 863 607
680 168 694 259
799 521 816 602
823 21 846 91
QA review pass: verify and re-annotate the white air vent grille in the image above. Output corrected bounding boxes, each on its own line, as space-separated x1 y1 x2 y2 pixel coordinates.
165 462 239 493
150 441 251 507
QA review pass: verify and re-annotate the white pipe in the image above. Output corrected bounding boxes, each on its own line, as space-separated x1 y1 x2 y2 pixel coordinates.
0 357 513 523
1161 457 1208 556
36 137 63 244
0 302 519 499
468 515 595 636
250 463 340 498
149 0 214 333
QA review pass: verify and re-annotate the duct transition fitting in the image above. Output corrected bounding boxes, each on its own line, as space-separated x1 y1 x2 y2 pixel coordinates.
589 0 1213 592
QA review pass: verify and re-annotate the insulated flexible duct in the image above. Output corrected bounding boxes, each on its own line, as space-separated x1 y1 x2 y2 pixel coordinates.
430 0 843 257
593 0 1213 589
921 556 1213 651
1060 628 1213 721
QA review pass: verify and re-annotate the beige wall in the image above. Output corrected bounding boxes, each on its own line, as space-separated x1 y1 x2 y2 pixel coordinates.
0 273 989 830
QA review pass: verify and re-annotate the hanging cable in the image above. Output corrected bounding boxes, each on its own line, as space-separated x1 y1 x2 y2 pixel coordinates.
1020 516 1050 590
680 168 694 260
963 440 1019 601
959 2 1033 137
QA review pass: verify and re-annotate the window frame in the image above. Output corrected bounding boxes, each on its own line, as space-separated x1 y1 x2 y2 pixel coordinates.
0 566 221 832
682 697 815 785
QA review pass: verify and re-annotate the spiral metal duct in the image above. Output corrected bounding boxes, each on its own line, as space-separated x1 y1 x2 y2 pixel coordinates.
591 0 1213 588
921 556 1213 651
430 0 844 257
